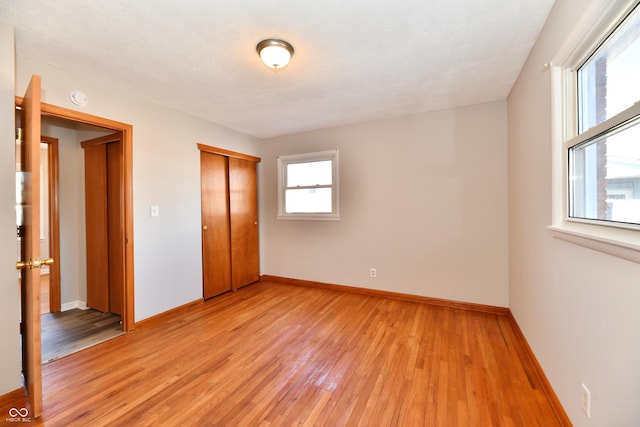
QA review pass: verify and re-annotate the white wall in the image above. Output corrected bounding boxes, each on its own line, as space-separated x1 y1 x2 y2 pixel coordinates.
57 124 88 306
0 47 260 395
0 25 22 396
260 101 509 307
508 0 640 425
14 58 262 323
12 57 261 324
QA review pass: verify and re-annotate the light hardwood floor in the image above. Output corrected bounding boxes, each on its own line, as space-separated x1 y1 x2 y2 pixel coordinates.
2 279 566 426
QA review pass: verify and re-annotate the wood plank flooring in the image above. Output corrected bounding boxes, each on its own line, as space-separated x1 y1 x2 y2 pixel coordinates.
2 280 565 426
41 309 123 363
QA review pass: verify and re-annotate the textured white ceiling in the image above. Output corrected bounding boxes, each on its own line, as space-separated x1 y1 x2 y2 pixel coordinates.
0 0 556 138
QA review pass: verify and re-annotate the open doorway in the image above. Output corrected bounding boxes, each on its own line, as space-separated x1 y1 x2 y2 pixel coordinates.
16 104 134 364
16 116 124 363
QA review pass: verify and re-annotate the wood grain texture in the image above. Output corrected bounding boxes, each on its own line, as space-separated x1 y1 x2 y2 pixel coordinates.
39 274 49 315
200 151 232 298
134 298 203 329
42 136 61 313
107 140 124 315
20 74 43 418
506 312 572 426
82 133 124 315
262 275 510 315
229 156 260 289
83 143 109 313
41 309 122 364
79 132 121 149
1 279 568 426
197 142 261 163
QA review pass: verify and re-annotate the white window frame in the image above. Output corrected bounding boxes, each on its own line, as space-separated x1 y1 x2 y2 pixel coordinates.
277 149 340 221
548 0 640 263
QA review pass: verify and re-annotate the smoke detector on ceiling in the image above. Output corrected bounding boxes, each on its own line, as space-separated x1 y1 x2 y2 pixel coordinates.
68 90 88 107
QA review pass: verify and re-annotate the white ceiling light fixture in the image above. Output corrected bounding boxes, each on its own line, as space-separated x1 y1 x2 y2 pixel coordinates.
256 39 294 71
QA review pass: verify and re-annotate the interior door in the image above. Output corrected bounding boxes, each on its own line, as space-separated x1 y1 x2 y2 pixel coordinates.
82 133 124 314
229 157 260 289
83 143 109 312
200 151 232 298
17 74 44 418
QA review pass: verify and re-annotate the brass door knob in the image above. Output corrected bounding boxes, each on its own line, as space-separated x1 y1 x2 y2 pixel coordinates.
16 258 54 270
16 260 31 270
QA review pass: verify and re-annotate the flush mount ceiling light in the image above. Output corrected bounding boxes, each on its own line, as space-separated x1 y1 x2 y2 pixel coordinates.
256 39 294 71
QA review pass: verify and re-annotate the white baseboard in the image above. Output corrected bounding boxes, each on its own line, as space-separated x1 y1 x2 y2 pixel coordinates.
61 300 88 311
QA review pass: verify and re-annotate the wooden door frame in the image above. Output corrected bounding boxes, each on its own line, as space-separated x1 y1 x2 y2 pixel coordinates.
41 135 61 313
17 96 135 332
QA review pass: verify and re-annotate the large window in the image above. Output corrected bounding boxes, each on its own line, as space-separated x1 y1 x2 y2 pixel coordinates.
549 1 640 262
277 150 340 220
567 3 640 227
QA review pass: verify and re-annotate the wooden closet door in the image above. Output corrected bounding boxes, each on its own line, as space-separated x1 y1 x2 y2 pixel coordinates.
200 152 232 298
229 157 260 289
82 134 122 314
84 144 110 312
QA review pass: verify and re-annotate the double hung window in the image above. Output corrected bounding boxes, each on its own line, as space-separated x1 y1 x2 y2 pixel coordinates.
550 1 640 262
567 3 640 226
277 150 340 220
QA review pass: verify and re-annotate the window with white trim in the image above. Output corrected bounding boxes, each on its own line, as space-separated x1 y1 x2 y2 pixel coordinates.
568 3 640 226
549 0 640 262
277 150 340 220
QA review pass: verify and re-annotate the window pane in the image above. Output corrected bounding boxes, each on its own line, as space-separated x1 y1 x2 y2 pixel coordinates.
578 5 640 133
570 120 640 224
287 160 332 187
285 188 332 213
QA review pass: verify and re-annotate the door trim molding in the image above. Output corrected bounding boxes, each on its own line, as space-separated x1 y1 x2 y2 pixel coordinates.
16 96 135 332
41 135 61 313
197 143 261 163
80 132 122 148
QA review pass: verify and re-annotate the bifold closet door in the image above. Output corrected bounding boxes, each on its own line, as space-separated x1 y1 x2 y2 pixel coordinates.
200 152 232 299
229 157 260 289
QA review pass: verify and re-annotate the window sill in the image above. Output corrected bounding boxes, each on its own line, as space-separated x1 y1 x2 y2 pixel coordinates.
277 215 341 221
548 222 640 264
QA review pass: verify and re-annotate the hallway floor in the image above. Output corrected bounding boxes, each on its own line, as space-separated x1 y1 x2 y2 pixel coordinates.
41 308 122 363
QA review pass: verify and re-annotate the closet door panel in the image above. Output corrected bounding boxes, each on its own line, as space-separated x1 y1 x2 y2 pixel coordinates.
200 152 232 298
84 144 109 312
229 157 260 289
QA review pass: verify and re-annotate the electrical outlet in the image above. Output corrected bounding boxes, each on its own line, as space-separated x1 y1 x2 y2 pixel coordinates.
581 383 591 418
370 268 376 278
